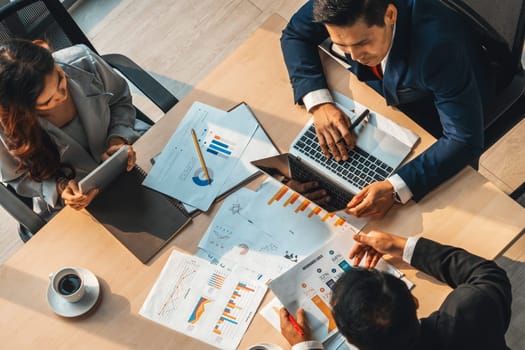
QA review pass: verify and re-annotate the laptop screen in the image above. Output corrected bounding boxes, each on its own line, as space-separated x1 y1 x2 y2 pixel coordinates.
252 154 353 212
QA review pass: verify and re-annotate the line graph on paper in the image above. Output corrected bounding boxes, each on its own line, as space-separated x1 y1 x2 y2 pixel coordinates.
157 260 199 320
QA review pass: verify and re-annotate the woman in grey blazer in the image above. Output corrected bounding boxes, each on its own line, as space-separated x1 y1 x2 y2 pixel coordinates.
0 39 139 220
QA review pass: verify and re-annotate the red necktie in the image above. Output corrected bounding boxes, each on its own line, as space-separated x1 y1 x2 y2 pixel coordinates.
371 64 383 80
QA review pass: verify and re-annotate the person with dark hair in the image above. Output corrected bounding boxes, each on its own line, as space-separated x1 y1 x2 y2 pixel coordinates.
281 0 492 218
0 39 139 226
279 231 512 349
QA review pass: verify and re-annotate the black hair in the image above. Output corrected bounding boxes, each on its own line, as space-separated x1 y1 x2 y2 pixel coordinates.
313 0 391 27
331 268 420 350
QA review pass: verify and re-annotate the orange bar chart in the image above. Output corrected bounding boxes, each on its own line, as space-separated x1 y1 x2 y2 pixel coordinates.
294 200 311 213
334 218 346 227
308 207 322 218
268 186 288 205
284 193 300 207
311 295 337 333
321 212 335 222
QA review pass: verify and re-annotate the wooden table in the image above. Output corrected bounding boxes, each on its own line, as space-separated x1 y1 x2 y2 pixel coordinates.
1 15 524 350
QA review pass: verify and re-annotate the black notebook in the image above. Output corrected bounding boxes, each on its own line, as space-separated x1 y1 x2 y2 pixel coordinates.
87 166 191 263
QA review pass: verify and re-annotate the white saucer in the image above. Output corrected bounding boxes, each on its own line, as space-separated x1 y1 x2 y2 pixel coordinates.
47 268 100 317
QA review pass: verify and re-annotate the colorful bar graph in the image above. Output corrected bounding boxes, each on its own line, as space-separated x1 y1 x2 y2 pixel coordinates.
294 200 311 213
268 186 288 205
311 295 337 332
308 207 322 218
321 213 335 222
212 281 257 336
236 282 255 293
206 135 234 159
208 272 226 290
334 218 346 227
284 193 300 207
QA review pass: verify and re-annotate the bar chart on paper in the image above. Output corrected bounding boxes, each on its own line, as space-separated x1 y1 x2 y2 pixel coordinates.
140 250 267 350
203 131 236 159
213 282 258 337
266 184 353 229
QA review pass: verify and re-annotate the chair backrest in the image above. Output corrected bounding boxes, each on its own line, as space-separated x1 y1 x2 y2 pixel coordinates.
441 0 525 149
0 0 95 51
441 0 525 83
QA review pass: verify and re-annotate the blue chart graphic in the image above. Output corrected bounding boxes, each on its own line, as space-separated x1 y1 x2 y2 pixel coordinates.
192 168 214 186
206 136 234 159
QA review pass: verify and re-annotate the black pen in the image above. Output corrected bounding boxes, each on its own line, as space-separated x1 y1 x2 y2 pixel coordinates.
336 109 370 143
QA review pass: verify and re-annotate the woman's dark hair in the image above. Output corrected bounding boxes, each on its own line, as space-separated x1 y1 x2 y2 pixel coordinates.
0 38 69 181
331 268 420 350
313 0 390 27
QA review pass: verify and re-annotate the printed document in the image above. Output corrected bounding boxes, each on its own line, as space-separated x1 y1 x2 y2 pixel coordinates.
143 102 258 211
198 179 359 281
140 249 267 350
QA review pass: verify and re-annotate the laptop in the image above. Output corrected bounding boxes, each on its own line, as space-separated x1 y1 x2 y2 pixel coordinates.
251 108 413 213
78 145 129 194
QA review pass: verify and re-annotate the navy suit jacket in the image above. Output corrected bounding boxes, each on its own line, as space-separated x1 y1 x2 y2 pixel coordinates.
412 238 511 350
281 0 492 201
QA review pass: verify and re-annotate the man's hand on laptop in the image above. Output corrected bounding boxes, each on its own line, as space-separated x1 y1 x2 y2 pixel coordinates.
286 179 331 205
102 137 136 171
311 103 355 162
345 180 394 218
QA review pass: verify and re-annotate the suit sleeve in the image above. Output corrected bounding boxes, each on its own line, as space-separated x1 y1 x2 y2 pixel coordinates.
281 0 331 104
396 41 485 201
86 46 139 144
411 238 512 336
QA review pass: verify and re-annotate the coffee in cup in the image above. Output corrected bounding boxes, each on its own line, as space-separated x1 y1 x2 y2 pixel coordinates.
49 267 86 303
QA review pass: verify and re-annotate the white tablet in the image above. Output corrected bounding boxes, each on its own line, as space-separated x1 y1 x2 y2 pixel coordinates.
78 146 129 194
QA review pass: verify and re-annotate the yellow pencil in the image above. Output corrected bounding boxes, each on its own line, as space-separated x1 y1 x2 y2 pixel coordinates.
191 129 212 185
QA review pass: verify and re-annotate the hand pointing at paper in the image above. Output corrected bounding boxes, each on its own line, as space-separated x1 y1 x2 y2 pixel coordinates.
346 180 395 219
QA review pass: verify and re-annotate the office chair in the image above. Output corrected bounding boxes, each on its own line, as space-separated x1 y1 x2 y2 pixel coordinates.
440 0 525 149
0 0 179 241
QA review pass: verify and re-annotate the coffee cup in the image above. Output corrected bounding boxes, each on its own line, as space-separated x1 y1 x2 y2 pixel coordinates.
48 267 86 303
246 343 283 350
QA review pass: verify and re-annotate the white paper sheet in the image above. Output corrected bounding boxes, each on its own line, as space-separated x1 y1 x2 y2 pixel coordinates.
143 101 258 211
240 179 359 259
140 249 267 350
197 188 295 281
182 104 279 213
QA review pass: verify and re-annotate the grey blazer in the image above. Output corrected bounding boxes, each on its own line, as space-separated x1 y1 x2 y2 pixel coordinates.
0 44 139 217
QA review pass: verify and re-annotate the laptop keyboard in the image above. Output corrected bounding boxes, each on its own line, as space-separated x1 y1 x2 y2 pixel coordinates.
292 125 394 190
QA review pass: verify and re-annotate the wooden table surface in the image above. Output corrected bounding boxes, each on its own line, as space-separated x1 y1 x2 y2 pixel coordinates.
1 14 524 350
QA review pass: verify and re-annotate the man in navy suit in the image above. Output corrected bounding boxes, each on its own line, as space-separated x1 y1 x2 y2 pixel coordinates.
281 0 492 217
279 231 512 349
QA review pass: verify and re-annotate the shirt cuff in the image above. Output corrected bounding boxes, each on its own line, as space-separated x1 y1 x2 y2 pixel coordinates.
302 89 334 112
387 174 413 204
292 340 324 350
402 237 420 264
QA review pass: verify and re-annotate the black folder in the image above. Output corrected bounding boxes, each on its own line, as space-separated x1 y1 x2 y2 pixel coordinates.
87 166 191 263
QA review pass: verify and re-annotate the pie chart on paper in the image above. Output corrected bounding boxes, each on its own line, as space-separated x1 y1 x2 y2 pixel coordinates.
192 167 214 186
